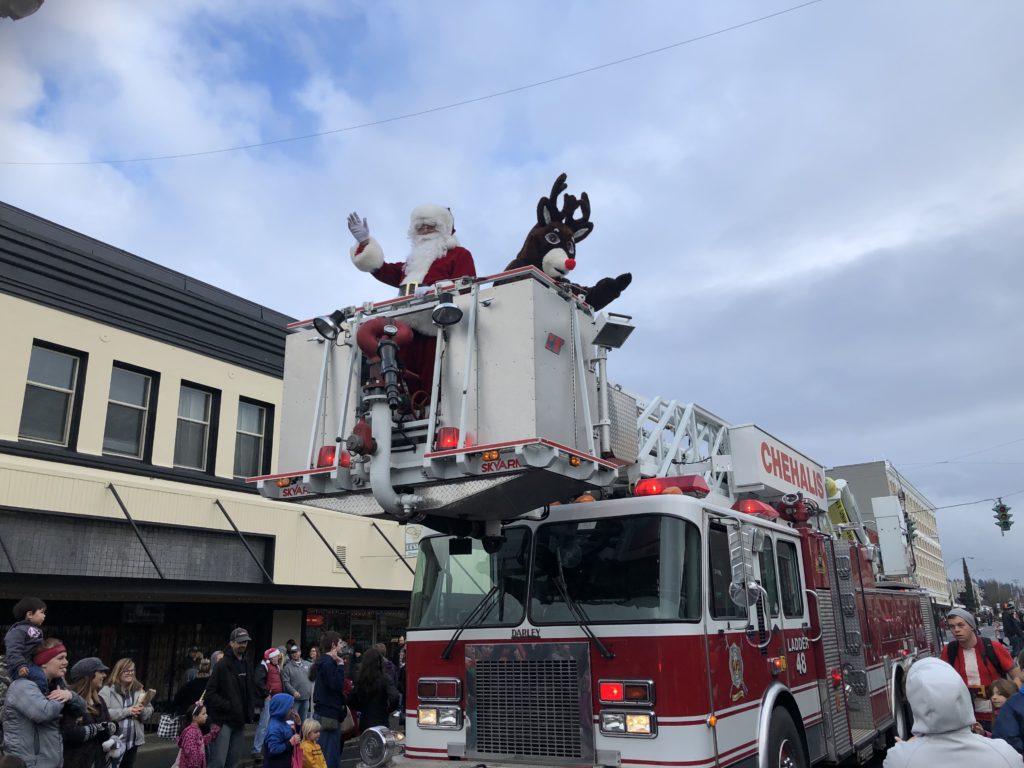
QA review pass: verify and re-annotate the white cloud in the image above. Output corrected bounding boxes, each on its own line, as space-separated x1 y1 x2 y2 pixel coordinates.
2 0 1024 579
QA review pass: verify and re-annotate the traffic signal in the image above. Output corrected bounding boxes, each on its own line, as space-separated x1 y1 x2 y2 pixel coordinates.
904 514 917 541
994 498 1013 535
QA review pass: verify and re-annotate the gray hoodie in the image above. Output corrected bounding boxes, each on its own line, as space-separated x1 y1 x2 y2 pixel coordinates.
884 657 1024 768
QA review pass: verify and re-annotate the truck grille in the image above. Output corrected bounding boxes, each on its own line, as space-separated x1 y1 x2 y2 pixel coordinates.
473 658 583 760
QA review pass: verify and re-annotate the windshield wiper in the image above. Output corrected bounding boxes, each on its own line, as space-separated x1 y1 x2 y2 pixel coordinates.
440 585 499 660
552 550 615 659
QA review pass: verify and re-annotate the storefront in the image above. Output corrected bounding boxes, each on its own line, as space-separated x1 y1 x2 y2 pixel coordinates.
302 606 408 655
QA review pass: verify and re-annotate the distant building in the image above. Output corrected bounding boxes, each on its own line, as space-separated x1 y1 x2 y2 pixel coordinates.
829 460 948 607
0 202 414 699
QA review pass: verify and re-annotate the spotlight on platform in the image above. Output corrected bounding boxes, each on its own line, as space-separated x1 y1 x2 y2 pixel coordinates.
431 292 463 327
313 310 346 341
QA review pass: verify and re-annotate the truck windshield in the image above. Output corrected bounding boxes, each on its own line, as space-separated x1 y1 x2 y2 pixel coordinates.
530 515 701 624
408 528 530 629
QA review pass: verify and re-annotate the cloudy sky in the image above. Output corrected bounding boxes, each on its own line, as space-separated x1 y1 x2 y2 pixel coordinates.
2 1 1022 582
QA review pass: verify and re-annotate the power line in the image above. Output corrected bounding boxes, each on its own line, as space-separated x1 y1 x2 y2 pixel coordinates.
925 488 1024 514
0 0 828 167
900 436 1024 468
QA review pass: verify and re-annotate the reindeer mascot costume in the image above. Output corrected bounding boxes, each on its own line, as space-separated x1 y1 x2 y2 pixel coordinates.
347 205 476 411
505 173 631 311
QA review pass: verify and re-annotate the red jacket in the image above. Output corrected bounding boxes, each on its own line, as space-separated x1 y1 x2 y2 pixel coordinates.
266 662 283 695
370 247 476 289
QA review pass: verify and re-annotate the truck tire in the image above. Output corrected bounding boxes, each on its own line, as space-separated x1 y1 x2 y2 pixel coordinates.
894 681 914 742
767 709 808 768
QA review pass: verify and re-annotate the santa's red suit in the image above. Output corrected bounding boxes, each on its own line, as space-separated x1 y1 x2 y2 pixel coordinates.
349 204 476 408
356 246 476 291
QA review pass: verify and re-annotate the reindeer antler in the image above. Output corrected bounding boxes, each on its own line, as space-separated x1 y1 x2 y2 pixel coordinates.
562 192 592 242
537 173 569 225
535 173 594 241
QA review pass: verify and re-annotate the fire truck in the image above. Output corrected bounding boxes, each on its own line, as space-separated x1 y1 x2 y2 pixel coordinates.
251 268 938 768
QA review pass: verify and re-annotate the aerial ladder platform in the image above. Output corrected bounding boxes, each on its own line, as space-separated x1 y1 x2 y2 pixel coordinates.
251 268 829 531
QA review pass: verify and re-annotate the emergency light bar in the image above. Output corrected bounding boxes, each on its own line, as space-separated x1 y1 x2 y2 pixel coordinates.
634 475 710 498
732 498 779 519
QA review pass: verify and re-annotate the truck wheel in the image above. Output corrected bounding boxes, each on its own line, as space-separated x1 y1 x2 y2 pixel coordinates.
894 682 914 742
768 709 808 768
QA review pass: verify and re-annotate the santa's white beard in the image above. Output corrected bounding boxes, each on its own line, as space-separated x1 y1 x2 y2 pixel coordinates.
404 232 448 285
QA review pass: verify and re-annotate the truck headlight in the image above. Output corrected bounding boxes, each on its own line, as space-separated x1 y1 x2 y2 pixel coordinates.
625 713 653 735
600 710 656 738
418 707 437 726
418 706 461 729
600 712 626 733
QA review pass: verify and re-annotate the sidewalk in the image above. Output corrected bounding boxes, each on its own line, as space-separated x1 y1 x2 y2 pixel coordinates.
138 725 256 768
137 724 363 768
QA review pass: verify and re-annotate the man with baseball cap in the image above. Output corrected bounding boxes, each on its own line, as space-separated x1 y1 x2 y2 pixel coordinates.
281 645 312 723
941 607 1024 731
205 627 256 768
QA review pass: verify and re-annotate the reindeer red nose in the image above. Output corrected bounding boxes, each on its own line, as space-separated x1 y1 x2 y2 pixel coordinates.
565 258 576 271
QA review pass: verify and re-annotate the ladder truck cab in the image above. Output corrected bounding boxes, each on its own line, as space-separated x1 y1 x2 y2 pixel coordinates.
252 268 938 768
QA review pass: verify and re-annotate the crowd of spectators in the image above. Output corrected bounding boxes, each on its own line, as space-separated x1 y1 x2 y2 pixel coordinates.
1 596 407 768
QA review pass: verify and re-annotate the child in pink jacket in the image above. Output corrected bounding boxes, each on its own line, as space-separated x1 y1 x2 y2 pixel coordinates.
177 702 221 768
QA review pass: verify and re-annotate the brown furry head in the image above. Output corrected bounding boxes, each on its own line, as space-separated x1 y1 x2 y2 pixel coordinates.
506 173 630 311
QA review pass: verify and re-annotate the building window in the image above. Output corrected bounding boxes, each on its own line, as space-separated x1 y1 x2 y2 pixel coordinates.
234 400 268 477
103 366 153 459
174 385 213 470
19 343 86 447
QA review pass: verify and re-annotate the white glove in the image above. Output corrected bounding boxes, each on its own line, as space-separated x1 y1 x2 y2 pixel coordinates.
347 212 370 243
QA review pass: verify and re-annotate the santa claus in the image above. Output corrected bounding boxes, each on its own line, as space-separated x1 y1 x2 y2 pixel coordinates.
347 204 476 294
346 205 476 412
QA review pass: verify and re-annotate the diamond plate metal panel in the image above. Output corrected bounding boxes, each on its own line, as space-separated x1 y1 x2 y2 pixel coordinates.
920 594 938 653
606 386 639 463
466 643 593 764
817 585 852 761
827 540 874 731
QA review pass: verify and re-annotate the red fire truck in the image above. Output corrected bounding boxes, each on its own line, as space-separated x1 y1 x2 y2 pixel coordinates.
252 268 938 768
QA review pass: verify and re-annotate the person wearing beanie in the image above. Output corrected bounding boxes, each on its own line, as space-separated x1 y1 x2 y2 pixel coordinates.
346 204 476 407
252 648 284 756
941 607 1024 731
62 657 117 768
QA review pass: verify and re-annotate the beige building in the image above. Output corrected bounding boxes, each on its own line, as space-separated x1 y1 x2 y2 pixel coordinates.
0 202 414 698
830 460 949 606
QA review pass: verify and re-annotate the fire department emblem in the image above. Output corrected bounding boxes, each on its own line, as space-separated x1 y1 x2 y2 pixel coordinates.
728 643 748 701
